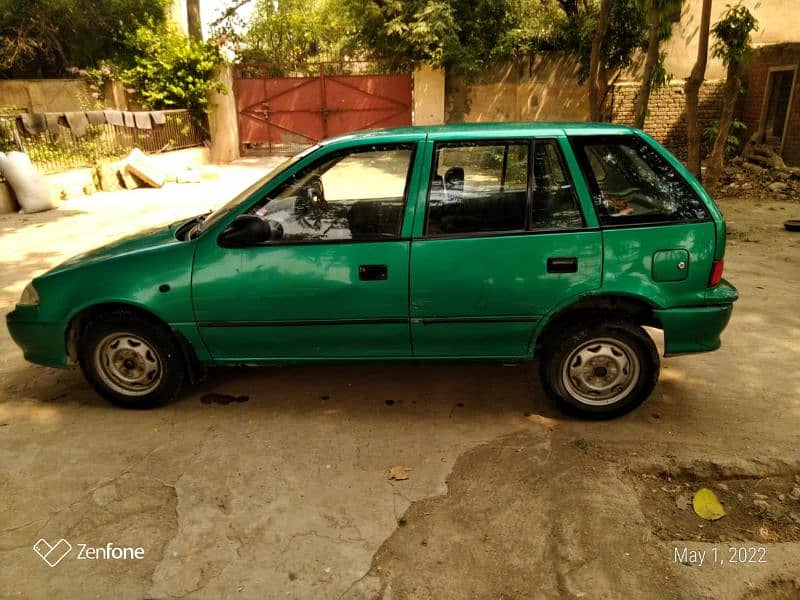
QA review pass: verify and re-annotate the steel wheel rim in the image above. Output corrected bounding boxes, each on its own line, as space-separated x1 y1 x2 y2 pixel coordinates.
94 332 163 396
561 337 640 406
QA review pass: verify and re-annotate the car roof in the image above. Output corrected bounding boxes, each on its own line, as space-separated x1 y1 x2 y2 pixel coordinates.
320 121 639 145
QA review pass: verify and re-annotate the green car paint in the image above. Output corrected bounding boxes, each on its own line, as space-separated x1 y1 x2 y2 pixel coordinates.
6 122 737 374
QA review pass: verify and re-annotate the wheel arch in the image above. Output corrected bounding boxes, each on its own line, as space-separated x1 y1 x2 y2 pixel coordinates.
66 301 205 383
530 293 662 356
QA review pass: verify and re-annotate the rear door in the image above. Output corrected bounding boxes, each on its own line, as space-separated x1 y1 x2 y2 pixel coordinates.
409 136 603 358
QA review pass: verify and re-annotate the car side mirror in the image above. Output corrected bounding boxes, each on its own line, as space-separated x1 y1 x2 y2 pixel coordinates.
218 214 271 247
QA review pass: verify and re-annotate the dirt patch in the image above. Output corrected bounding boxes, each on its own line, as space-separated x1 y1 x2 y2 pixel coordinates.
740 576 800 600
364 431 696 600
635 471 800 543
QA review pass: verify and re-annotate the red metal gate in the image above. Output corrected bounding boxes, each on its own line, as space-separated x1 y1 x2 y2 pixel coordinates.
235 63 413 155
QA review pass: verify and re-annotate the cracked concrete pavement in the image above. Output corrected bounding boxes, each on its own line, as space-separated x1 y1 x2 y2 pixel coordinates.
0 165 798 599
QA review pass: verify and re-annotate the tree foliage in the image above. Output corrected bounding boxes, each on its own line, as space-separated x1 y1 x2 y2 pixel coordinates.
341 0 460 70
711 3 759 66
234 0 354 64
633 0 683 128
705 4 759 187
0 0 167 77
117 22 226 122
227 0 568 75
220 0 647 86
561 0 648 85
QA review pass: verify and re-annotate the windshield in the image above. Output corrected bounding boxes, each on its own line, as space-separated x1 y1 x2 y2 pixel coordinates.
196 144 320 234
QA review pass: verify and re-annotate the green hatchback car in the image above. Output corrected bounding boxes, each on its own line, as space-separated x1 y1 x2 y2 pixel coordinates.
7 123 737 416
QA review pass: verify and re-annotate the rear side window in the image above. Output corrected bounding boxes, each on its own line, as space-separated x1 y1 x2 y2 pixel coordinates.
426 142 529 235
531 140 583 230
571 135 709 225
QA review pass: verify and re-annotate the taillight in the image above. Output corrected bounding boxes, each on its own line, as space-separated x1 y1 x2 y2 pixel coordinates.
708 260 724 287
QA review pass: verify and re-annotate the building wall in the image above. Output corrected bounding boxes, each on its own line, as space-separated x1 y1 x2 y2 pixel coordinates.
208 64 240 163
445 53 589 124
739 44 800 166
0 80 90 113
610 80 726 155
413 65 446 126
662 0 800 80
443 55 724 156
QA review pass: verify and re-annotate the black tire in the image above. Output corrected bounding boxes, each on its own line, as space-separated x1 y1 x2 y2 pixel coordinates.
539 320 659 419
77 310 185 409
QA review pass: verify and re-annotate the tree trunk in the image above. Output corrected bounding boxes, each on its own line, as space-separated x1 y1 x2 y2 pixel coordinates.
684 0 712 179
705 60 740 187
634 2 664 129
187 0 202 39
589 0 611 121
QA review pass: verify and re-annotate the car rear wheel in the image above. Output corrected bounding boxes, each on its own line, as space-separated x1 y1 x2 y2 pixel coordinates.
78 311 184 408
540 320 659 418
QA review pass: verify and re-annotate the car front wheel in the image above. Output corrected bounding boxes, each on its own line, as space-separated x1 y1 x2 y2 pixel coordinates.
540 320 659 418
78 311 185 408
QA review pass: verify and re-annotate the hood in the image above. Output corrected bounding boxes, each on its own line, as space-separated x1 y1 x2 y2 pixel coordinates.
44 218 191 277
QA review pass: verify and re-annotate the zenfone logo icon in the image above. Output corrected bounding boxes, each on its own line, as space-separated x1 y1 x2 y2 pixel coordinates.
33 538 72 567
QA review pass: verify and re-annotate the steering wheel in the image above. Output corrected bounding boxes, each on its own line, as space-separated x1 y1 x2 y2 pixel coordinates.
307 177 327 213
267 220 284 241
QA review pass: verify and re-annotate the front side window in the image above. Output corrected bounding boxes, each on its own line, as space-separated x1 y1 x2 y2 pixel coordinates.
426 142 529 235
571 135 709 225
249 145 414 242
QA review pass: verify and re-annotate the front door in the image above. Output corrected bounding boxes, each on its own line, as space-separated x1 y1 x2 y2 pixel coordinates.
410 138 602 357
193 143 419 361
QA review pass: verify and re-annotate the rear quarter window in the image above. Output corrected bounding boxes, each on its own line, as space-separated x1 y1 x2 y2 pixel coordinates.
570 135 709 225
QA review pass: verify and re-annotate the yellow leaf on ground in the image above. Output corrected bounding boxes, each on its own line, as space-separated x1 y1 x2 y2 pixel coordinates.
693 487 726 520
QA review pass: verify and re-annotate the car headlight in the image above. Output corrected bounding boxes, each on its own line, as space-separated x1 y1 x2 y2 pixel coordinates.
19 282 40 306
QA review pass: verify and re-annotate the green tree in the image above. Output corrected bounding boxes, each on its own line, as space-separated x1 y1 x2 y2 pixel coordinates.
0 0 167 77
633 0 683 129
561 0 648 120
588 0 611 121
341 0 539 75
494 0 568 56
236 0 354 65
705 4 758 186
119 21 226 126
683 0 713 179
342 0 457 71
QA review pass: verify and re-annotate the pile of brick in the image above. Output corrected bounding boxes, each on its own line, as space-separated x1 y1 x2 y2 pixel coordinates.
715 146 800 201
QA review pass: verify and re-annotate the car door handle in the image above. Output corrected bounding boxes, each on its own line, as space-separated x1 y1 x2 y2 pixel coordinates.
359 264 388 281
547 256 578 273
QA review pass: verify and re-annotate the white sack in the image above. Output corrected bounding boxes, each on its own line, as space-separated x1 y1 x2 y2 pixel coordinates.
0 151 56 213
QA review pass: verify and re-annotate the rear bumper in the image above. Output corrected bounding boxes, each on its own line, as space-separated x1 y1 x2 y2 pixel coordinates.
6 308 69 368
654 280 737 356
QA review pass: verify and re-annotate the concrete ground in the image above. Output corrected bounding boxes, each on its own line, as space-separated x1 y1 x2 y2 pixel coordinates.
0 162 798 600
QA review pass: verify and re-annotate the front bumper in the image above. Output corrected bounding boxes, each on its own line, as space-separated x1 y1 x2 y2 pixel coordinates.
6 307 69 368
654 279 738 356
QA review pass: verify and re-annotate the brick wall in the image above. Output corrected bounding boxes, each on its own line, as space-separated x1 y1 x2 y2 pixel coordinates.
740 44 800 167
609 80 726 158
